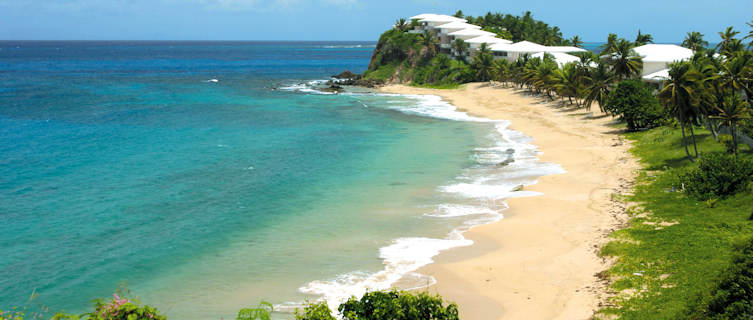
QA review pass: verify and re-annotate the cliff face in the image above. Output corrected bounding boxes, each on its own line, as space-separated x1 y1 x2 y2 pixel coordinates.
362 29 425 84
362 29 469 87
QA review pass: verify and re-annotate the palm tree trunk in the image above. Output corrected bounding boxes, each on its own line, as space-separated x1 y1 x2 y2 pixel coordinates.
688 122 699 158
706 118 718 141
680 120 693 160
749 189 753 220
732 122 739 157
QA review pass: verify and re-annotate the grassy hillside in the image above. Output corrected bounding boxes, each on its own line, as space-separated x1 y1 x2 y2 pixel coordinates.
362 11 570 87
596 126 753 319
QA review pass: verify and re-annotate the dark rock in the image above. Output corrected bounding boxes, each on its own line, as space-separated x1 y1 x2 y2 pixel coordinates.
353 78 385 88
332 70 359 79
320 85 343 93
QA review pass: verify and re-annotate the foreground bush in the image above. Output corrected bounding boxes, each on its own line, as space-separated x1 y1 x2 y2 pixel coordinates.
294 301 335 320
678 152 753 200
293 290 459 320
338 290 458 320
687 238 753 319
2 293 166 320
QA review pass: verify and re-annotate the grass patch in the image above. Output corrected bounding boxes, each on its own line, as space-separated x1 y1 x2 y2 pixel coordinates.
363 61 399 81
595 125 753 320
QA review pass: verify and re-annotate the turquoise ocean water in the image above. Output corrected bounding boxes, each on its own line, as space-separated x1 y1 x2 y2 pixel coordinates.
0 41 562 319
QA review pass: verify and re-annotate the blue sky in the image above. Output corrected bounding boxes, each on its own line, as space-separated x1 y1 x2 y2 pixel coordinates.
0 0 751 42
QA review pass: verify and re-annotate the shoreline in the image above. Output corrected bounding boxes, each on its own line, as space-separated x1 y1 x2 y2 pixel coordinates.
376 83 638 320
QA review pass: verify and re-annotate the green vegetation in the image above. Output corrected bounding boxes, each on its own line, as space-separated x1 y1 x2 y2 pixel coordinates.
678 152 753 201
604 79 665 131
339 290 457 320
589 21 753 320
295 301 336 320
688 238 753 319
595 127 753 320
464 11 565 45
295 291 458 320
1 291 167 320
363 11 573 87
3 290 457 320
237 301 275 320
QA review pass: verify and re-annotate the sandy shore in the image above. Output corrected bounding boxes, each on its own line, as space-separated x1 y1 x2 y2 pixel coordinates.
377 83 638 320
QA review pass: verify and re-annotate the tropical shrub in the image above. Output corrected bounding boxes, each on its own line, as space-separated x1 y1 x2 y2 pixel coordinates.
237 301 274 320
604 79 665 131
687 238 753 319
338 290 458 320
719 135 736 154
294 301 336 320
677 152 753 200
84 294 166 320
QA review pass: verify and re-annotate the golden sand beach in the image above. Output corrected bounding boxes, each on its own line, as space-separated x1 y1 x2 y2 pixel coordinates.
379 82 638 320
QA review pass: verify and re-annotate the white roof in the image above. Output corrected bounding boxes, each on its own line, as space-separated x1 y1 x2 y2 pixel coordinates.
544 46 587 53
642 68 670 82
409 13 435 20
418 14 466 23
465 35 512 45
435 21 481 30
491 40 548 53
634 44 693 63
531 52 580 66
448 29 496 37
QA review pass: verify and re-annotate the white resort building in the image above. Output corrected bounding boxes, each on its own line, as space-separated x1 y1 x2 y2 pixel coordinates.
633 44 694 84
406 13 693 87
407 13 585 62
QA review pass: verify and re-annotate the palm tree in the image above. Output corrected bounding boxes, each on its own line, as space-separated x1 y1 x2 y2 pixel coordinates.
471 47 495 82
394 18 408 31
658 61 705 160
583 60 616 112
453 10 464 18
608 39 643 80
711 94 751 156
720 50 753 100
600 33 619 54
418 31 439 59
634 30 654 46
532 57 559 100
721 39 745 57
492 59 511 85
556 62 582 106
570 35 583 48
478 42 492 56
451 38 469 60
716 26 740 53
746 19 753 48
682 31 709 51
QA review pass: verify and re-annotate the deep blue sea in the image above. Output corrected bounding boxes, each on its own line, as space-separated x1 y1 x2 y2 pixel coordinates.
0 41 561 319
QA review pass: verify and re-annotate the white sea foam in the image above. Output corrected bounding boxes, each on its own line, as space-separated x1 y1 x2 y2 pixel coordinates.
319 44 376 49
298 237 472 310
291 90 565 316
379 94 492 122
278 80 335 95
425 204 503 218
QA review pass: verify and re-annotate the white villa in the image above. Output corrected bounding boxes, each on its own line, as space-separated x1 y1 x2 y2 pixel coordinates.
407 13 586 61
405 13 695 87
490 41 586 61
530 52 581 67
633 44 694 83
